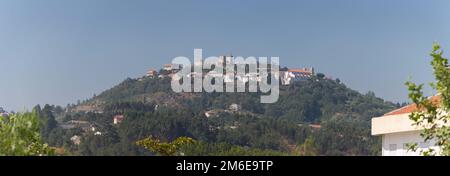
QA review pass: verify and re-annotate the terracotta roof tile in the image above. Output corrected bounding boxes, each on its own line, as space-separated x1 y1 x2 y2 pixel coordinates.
383 95 441 116
288 69 313 74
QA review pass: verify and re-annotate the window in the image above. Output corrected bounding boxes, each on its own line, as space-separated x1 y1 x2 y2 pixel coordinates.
388 144 397 156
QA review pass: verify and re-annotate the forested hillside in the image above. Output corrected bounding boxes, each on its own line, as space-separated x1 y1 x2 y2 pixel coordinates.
37 74 397 156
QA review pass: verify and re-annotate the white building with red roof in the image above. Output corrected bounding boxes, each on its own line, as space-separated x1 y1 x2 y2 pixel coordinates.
280 67 315 85
371 96 441 156
113 115 125 125
146 69 158 77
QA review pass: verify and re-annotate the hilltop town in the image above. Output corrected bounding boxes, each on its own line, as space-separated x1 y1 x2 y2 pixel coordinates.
141 55 318 86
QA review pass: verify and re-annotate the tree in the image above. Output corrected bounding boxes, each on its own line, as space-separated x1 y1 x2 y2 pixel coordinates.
297 136 319 156
316 73 325 79
406 43 450 156
0 111 54 156
39 104 58 141
136 136 195 156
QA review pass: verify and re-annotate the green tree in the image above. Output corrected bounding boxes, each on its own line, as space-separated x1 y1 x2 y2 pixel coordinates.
0 111 54 156
316 73 325 79
297 136 319 156
40 104 58 140
136 136 195 156
406 43 450 156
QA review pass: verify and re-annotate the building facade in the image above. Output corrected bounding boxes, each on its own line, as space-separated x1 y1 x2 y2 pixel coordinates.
371 96 441 156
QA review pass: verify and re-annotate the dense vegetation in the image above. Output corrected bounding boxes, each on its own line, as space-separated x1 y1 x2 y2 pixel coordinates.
35 74 396 156
0 111 54 156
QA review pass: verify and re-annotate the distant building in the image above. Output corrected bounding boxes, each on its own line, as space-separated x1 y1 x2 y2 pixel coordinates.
280 67 315 85
288 68 314 80
298 124 322 130
229 104 241 112
158 74 167 79
70 135 82 145
280 71 292 85
204 110 220 118
163 64 173 71
163 64 181 71
113 115 125 124
146 69 158 77
372 96 444 156
308 124 322 129
229 126 238 129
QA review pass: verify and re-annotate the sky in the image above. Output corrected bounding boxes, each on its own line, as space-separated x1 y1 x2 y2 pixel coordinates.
0 0 450 111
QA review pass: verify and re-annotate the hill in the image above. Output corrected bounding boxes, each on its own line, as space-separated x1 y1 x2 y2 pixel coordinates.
40 74 397 156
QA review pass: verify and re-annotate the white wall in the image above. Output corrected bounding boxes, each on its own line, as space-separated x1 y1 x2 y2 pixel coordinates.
372 113 423 135
382 131 439 156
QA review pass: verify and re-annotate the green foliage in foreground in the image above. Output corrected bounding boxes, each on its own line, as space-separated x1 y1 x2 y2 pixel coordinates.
181 141 290 156
406 43 450 156
296 136 319 156
135 136 288 156
0 112 54 156
136 136 195 156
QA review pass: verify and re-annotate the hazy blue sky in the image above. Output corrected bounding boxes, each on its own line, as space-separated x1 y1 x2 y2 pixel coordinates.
1 0 450 111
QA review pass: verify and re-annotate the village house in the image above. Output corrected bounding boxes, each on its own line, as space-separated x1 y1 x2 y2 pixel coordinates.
113 115 125 124
146 69 158 77
371 96 443 156
229 104 241 112
288 68 314 81
298 124 322 130
158 74 167 79
280 71 294 85
280 67 315 85
163 64 173 71
204 110 220 118
70 135 82 145
163 63 181 71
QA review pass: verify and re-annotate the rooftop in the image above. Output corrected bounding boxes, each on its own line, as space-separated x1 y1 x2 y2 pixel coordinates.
383 95 441 116
288 69 313 74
